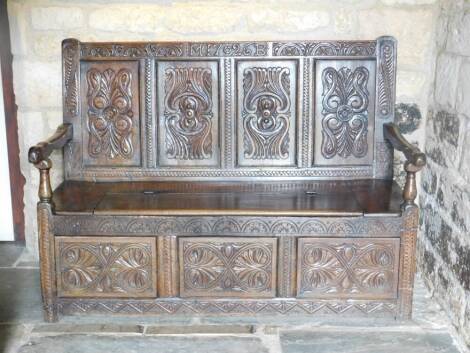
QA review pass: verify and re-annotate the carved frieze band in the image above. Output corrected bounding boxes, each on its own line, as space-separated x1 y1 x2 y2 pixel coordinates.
224 59 234 167
272 41 376 57
53 216 402 237
63 40 79 118
145 60 154 167
320 66 370 159
58 298 398 316
242 67 291 160
377 39 396 119
180 238 276 297
302 58 311 167
56 237 157 298
86 68 135 159
297 238 399 299
163 67 213 160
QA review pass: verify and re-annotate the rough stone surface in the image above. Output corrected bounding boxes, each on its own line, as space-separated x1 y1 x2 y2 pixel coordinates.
419 0 470 348
31 7 85 30
18 335 269 353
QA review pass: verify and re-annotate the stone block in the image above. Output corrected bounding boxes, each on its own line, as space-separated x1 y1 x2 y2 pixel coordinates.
89 5 165 32
456 60 470 115
163 2 244 34
380 0 437 4
280 330 461 353
13 61 62 109
396 70 427 101
145 324 254 335
247 7 330 33
434 53 461 110
31 7 85 30
447 10 470 56
358 8 434 68
459 128 470 183
18 335 269 353
32 324 144 334
7 1 30 56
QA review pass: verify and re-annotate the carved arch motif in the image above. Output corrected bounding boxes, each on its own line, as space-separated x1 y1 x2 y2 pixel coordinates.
242 67 291 160
320 66 370 159
164 67 213 160
86 68 134 159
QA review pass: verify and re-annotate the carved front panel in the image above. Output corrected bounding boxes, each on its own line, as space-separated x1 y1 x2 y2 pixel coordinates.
55 237 157 298
81 61 141 167
157 61 219 167
180 237 277 298
297 238 399 299
313 60 376 166
237 61 297 167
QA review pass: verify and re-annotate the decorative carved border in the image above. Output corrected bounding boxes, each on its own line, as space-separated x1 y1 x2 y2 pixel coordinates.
374 141 394 179
272 41 376 57
62 39 80 119
397 206 419 319
144 59 154 168
224 59 233 167
57 298 397 316
376 38 396 119
278 237 296 297
81 43 184 58
53 215 402 237
301 58 311 167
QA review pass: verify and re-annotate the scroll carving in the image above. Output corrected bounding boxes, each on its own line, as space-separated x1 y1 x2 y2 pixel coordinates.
320 67 370 159
180 238 276 297
57 239 156 297
242 67 291 160
378 41 395 117
164 67 213 160
298 239 399 298
63 40 79 117
272 41 376 56
86 68 134 159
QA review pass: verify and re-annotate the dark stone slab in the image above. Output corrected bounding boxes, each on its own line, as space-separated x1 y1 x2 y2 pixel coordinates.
18 334 269 353
280 330 461 353
145 324 254 335
0 268 43 323
0 243 24 267
32 323 143 334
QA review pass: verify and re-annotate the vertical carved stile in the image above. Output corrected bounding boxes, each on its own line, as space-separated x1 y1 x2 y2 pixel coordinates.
377 38 396 119
157 236 178 297
37 203 57 322
278 237 296 297
62 39 80 119
397 206 419 319
224 59 233 167
145 59 154 167
302 58 311 167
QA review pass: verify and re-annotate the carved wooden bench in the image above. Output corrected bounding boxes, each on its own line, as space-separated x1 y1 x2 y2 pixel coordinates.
28 37 425 322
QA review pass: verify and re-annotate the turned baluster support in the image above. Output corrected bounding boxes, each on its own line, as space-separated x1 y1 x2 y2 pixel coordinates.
402 161 421 209
35 159 53 203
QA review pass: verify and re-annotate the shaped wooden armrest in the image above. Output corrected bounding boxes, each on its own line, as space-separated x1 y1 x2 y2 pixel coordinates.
28 123 73 203
28 123 73 165
383 123 427 208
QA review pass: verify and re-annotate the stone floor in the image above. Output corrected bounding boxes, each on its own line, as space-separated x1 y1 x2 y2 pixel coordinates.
0 242 468 353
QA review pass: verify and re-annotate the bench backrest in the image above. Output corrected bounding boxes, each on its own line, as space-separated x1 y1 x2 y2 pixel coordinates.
62 37 397 181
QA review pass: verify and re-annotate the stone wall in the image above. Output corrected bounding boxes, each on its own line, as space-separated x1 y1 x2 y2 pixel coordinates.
418 0 470 346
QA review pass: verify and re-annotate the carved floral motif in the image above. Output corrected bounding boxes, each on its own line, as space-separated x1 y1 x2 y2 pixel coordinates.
164 67 213 160
181 239 275 297
58 241 155 296
86 68 134 159
242 67 291 160
272 41 376 56
298 240 398 298
320 66 370 159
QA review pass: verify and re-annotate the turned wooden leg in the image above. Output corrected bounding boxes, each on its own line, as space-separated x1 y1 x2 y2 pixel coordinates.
35 159 58 322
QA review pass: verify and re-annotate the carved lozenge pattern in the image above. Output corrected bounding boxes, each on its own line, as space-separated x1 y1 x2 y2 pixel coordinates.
180 238 276 297
298 239 399 299
164 67 213 160
86 68 134 159
321 67 369 159
242 67 291 160
56 238 156 297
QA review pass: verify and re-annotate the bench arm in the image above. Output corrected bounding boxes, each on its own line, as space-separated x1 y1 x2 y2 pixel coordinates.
383 122 426 208
28 123 73 203
28 123 73 165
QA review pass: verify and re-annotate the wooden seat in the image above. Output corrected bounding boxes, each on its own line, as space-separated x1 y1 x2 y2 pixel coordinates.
28 37 425 322
52 180 402 216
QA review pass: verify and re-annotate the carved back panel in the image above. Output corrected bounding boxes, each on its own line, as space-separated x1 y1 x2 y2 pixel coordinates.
62 37 396 181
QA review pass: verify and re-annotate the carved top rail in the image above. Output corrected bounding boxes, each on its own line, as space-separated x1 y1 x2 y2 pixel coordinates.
62 37 397 181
